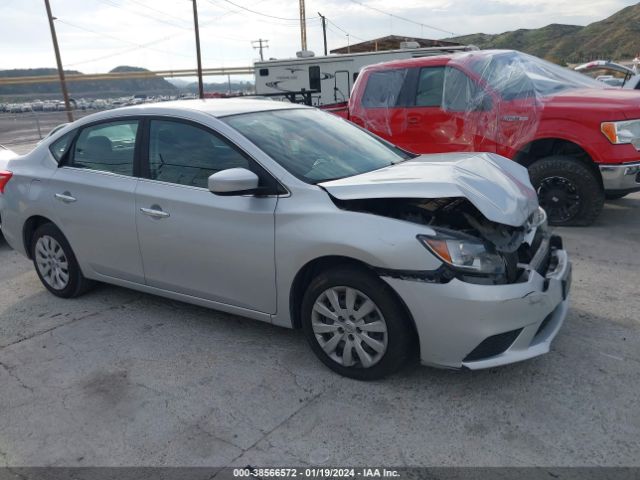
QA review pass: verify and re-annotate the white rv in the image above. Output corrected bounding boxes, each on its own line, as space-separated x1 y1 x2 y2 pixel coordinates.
254 45 474 106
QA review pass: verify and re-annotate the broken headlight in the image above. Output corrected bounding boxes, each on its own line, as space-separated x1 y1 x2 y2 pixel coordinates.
418 231 506 276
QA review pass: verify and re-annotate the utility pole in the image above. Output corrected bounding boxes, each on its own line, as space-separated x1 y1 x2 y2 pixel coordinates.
299 0 307 51
191 0 204 99
252 39 269 61
318 12 327 56
44 0 73 122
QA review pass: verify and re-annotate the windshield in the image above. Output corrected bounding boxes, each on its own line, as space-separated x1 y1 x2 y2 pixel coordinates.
224 108 413 184
468 51 604 100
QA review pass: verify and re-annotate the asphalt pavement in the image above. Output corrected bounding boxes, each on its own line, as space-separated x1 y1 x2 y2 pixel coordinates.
0 140 638 468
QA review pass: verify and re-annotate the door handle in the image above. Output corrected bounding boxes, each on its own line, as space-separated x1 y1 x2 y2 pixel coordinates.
140 207 170 219
54 192 77 203
407 116 420 125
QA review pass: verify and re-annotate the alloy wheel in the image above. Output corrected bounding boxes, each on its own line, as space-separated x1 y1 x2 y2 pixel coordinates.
537 176 581 223
311 286 388 368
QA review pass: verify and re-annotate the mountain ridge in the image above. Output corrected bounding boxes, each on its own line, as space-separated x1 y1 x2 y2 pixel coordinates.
451 3 640 63
0 66 177 100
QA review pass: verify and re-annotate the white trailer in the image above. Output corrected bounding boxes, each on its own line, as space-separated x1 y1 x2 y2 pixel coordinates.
254 45 474 106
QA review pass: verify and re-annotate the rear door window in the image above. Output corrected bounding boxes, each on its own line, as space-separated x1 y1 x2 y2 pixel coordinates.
361 69 408 108
443 67 482 111
70 120 138 176
415 67 445 107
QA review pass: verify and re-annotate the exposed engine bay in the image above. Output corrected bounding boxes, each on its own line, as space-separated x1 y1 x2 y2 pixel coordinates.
333 196 553 285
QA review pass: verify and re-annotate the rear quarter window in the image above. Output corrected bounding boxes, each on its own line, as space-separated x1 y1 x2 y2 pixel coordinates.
49 131 74 162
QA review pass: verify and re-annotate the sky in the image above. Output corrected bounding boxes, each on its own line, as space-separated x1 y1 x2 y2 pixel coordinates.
0 0 637 78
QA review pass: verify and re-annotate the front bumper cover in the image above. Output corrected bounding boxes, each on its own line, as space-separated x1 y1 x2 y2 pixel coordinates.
382 248 571 370
600 161 640 193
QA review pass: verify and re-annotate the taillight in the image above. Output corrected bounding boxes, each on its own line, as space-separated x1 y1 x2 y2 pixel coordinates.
0 171 13 194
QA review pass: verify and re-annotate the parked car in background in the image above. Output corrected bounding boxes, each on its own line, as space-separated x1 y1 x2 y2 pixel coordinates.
324 50 640 225
575 60 640 89
595 75 624 87
0 100 571 379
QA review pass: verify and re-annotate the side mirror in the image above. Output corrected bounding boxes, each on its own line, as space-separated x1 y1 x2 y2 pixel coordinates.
208 168 260 195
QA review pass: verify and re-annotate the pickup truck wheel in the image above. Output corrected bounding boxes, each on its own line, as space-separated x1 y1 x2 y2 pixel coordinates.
31 223 94 298
605 192 628 200
529 156 604 226
301 266 413 380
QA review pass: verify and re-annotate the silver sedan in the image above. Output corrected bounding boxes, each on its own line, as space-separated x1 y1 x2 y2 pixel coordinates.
0 100 571 379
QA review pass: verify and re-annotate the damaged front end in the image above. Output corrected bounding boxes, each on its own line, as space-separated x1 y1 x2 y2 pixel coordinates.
333 196 555 285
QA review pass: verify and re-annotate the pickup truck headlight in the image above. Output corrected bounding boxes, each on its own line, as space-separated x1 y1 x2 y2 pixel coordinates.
417 232 506 275
601 120 640 150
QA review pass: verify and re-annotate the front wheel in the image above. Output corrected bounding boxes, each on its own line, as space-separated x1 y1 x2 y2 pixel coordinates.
528 156 604 226
301 267 413 380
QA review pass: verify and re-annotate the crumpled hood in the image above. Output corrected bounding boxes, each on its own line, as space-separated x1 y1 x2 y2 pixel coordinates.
320 152 539 227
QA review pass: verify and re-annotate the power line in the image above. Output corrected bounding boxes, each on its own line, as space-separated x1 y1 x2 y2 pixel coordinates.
61 0 259 68
126 0 190 24
216 0 318 22
63 0 275 68
325 18 366 42
93 0 193 31
56 18 197 60
344 0 458 37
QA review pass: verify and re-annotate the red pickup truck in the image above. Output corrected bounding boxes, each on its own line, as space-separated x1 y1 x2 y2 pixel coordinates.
324 50 640 225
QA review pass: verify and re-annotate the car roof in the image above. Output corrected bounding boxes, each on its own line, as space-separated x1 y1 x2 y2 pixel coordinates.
79 98 308 121
361 49 516 71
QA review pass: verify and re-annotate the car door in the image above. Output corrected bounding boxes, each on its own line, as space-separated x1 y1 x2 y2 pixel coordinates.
349 68 414 148
399 66 499 154
135 118 278 313
47 119 144 283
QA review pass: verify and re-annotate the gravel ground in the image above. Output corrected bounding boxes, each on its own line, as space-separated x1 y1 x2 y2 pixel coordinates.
0 138 638 468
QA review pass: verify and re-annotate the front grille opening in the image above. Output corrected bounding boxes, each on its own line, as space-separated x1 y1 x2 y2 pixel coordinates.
463 328 523 362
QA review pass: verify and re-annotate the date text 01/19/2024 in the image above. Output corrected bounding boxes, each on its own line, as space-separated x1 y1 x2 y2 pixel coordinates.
232 468 401 477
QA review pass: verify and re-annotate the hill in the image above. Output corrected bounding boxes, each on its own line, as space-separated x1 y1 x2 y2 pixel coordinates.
451 2 640 64
0 66 177 100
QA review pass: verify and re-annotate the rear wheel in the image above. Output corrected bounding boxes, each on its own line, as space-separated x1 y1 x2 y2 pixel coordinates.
31 223 94 298
301 266 413 380
528 156 604 226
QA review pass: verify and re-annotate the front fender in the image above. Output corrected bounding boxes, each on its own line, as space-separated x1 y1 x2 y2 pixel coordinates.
505 119 605 164
271 191 443 328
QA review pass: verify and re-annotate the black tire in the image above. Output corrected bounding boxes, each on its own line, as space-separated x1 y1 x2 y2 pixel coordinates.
605 192 629 200
528 156 604 226
30 223 94 298
301 266 413 380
